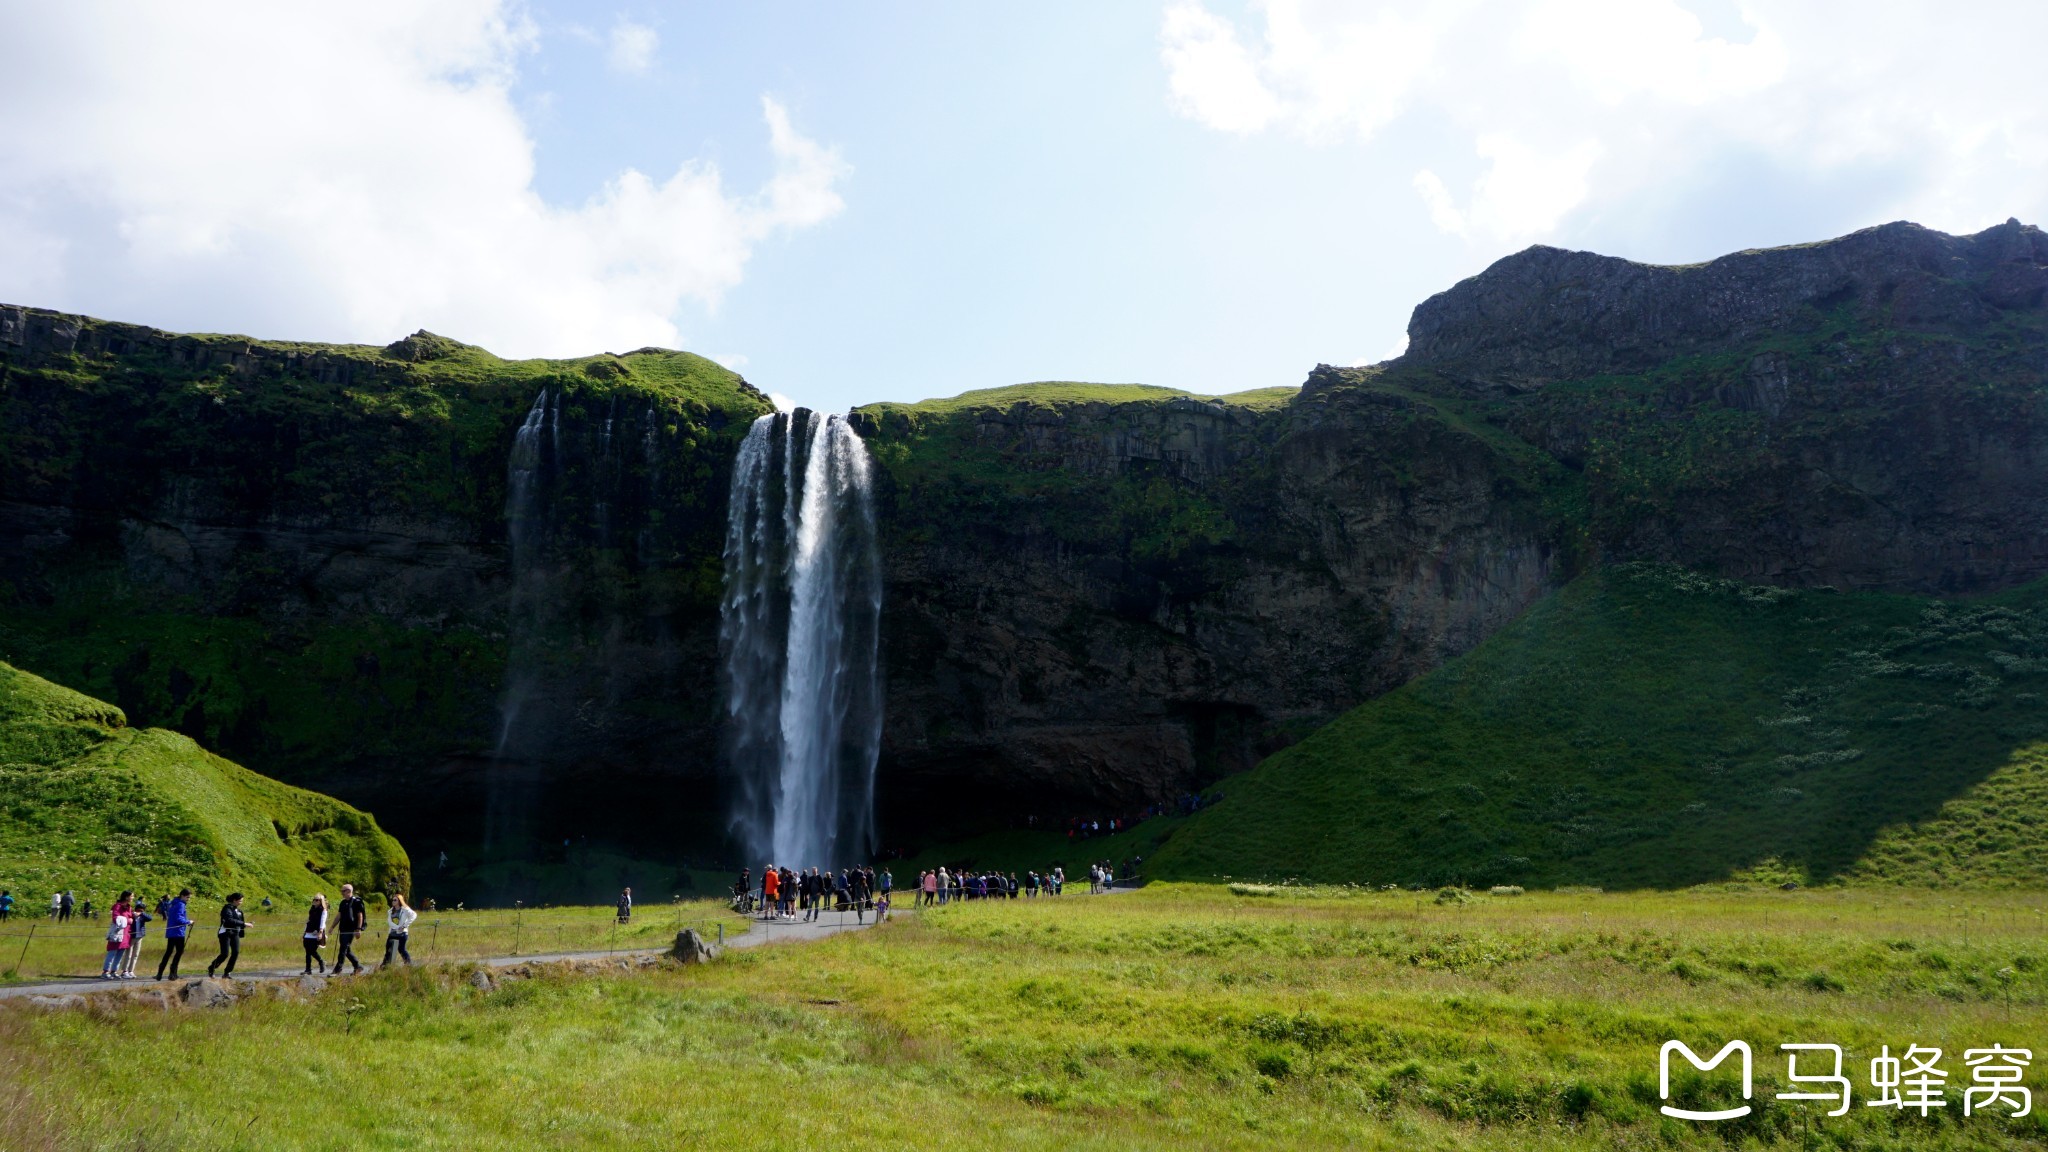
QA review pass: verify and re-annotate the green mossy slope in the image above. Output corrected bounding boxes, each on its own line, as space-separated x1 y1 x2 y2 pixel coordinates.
0 660 408 903
1153 564 2048 889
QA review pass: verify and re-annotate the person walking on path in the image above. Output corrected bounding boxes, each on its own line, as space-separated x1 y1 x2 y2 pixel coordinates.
206 893 246 977
49 892 60 919
616 888 633 924
121 899 153 977
382 893 416 969
100 891 134 979
334 884 367 974
302 893 329 975
59 890 74 922
156 889 193 980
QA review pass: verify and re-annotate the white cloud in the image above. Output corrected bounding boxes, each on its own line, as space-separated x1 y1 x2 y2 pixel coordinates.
1162 1 2048 246
0 2 847 357
714 353 750 370
1516 0 1785 106
607 18 658 75
1348 333 1407 367
767 392 796 413
1161 0 1434 140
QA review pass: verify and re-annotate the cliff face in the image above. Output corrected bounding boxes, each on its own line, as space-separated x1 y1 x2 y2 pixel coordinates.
856 383 1564 832
1405 219 2048 593
1406 218 2048 388
856 219 2048 827
2 217 2045 871
0 306 769 875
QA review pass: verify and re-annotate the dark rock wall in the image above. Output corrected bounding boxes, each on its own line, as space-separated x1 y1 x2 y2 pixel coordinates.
2 216 2045 862
0 306 765 869
859 383 1564 835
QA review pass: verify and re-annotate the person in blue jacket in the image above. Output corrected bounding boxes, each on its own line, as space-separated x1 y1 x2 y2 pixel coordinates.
155 888 193 980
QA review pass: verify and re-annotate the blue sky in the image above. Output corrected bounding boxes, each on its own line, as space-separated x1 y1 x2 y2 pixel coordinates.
3 3 2045 412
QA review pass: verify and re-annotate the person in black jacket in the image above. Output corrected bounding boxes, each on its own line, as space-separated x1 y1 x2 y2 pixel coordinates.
303 894 329 974
333 884 367 974
205 893 246 977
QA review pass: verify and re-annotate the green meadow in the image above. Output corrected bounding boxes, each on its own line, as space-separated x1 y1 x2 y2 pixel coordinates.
5 884 2044 1151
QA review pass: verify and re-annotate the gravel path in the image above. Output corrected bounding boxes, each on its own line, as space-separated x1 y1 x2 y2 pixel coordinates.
0 908 884 1001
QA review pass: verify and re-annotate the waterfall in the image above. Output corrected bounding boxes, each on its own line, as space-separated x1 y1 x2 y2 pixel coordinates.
487 388 554 853
720 409 883 867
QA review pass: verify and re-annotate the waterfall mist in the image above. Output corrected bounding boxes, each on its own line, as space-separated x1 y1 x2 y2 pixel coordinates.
720 409 883 867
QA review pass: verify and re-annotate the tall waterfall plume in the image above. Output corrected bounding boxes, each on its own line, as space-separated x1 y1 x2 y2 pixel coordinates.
720 409 883 868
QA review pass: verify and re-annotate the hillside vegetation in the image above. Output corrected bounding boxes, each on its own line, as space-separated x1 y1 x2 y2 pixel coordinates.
1153 564 2048 889
0 660 408 902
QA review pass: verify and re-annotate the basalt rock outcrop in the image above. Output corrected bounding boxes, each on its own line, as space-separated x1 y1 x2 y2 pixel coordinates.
1406 218 2048 389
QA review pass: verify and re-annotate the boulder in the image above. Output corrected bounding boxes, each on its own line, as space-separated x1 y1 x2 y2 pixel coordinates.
669 928 718 964
175 978 237 1009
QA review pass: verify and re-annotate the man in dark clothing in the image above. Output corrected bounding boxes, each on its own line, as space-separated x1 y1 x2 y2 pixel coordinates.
333 883 368 974
156 888 193 979
206 893 246 977
58 890 73 922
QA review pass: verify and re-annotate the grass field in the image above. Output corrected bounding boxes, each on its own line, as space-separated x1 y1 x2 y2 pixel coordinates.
4 884 2043 1150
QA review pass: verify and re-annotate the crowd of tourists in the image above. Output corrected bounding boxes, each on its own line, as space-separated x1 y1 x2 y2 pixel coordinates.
737 856 1136 920
740 865 893 923
12 852 1138 984
908 859 1125 904
33 882 423 982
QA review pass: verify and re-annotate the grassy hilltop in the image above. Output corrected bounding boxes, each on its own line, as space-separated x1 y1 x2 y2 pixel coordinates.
0 659 407 904
1153 564 2048 889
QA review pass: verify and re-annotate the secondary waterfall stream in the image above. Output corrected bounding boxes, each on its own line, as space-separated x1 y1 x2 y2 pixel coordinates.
720 410 883 867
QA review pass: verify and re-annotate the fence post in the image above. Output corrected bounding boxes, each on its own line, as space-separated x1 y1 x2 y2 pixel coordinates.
430 921 438 959
717 922 723 948
11 922 36 976
513 904 523 956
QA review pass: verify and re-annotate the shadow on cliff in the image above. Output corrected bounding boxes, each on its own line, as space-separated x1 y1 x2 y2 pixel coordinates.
1149 565 2048 890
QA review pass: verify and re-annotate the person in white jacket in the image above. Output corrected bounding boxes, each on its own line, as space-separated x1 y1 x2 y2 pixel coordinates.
383 893 418 968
